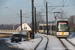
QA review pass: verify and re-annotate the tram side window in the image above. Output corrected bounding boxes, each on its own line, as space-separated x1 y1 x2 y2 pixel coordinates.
52 26 56 31
43 26 50 30
44 26 47 30
39 26 43 30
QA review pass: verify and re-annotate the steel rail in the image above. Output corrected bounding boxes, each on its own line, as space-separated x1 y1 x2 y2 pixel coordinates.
65 39 75 47
34 36 43 50
59 39 69 50
44 36 49 50
34 35 49 50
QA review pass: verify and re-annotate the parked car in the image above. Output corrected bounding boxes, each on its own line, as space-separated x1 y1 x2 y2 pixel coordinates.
11 34 22 42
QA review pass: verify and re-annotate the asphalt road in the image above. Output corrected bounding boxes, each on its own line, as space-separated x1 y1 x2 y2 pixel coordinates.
0 39 23 50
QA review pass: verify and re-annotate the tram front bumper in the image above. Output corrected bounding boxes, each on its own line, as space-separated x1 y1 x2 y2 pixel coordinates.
56 35 69 38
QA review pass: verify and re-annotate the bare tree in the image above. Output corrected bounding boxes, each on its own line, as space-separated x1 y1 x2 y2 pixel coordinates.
36 11 45 27
36 12 44 23
29 11 45 30
68 16 75 31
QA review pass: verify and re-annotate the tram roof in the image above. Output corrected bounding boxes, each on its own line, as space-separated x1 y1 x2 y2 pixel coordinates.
39 21 56 26
39 21 55 24
57 19 68 21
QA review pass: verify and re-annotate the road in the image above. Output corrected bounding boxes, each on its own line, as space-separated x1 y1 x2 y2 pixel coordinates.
0 39 23 50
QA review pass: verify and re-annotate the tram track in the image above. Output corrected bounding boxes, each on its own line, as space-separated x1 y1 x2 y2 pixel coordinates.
44 36 49 50
65 39 75 47
59 39 68 50
59 38 75 50
34 35 49 50
34 36 43 50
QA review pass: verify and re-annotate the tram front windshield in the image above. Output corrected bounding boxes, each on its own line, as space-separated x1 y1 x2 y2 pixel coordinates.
57 21 68 32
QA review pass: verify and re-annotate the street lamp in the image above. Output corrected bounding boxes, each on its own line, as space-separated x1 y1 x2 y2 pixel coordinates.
5 7 15 32
23 0 31 31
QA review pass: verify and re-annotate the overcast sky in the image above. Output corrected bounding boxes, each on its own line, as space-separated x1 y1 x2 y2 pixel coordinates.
0 0 75 24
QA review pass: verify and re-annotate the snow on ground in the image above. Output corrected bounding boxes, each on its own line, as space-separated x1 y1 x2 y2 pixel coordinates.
47 35 65 50
36 34 47 50
67 32 75 45
0 32 75 50
37 34 65 50
68 38 75 44
61 39 75 50
68 32 75 38
17 37 41 50
0 33 42 50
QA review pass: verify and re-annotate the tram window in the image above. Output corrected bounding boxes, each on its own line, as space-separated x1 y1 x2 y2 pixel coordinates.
44 26 47 30
52 26 56 31
39 26 43 30
57 21 68 32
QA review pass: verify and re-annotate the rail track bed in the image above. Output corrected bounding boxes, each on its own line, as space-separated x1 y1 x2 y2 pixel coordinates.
34 35 49 50
59 38 75 50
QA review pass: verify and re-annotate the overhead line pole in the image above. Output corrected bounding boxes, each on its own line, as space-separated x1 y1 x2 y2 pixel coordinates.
35 7 37 33
32 0 34 39
46 2 48 35
20 10 22 33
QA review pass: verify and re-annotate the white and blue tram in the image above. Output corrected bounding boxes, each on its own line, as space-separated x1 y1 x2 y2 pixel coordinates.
56 19 69 38
39 22 56 34
39 24 44 33
39 19 69 38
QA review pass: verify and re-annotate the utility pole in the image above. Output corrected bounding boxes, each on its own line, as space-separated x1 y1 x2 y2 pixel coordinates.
20 10 22 33
46 2 48 35
35 7 37 33
32 0 34 39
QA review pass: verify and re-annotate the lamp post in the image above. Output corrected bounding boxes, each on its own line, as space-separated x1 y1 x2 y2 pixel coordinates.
24 4 26 31
23 0 31 31
5 7 15 32
24 1 28 31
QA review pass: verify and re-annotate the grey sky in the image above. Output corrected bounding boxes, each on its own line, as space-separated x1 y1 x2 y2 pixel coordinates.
0 0 75 24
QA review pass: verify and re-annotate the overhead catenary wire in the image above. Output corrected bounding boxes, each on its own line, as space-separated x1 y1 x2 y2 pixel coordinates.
42 0 71 20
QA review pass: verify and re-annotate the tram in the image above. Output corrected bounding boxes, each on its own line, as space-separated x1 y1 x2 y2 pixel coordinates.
56 19 69 38
39 24 44 33
39 22 56 34
38 19 69 38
